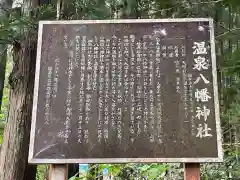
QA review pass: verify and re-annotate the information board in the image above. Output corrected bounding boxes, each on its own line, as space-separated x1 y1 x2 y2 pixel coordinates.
28 18 223 164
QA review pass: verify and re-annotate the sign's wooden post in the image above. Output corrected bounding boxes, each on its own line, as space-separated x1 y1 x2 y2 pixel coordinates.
184 163 200 180
49 164 68 180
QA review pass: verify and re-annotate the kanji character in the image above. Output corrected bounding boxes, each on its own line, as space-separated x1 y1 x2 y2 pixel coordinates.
193 56 209 71
196 123 212 138
193 41 207 55
194 74 210 84
195 105 210 121
195 88 211 102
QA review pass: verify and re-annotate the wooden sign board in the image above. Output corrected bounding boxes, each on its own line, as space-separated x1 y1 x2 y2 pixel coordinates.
28 18 223 164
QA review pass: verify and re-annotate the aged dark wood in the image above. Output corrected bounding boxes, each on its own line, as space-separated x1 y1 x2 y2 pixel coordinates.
184 163 200 180
29 19 222 163
49 164 68 180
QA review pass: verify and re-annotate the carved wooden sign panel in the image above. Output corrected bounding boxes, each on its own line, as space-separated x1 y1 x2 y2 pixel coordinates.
28 18 223 164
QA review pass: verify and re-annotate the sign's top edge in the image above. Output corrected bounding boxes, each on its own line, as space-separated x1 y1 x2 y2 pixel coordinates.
39 18 213 25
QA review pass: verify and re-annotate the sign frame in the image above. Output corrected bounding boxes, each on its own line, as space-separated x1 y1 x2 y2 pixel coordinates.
28 18 223 164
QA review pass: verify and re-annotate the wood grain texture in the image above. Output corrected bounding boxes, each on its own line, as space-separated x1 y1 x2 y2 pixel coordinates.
184 163 200 180
49 164 68 180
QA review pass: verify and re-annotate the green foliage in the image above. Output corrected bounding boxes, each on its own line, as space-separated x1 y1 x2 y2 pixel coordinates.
68 163 170 180
0 50 12 145
0 10 30 44
74 0 113 19
139 163 168 179
0 4 57 45
201 154 240 179
36 165 49 180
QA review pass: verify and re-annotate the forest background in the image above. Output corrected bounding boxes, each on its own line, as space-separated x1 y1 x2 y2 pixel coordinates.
0 0 239 179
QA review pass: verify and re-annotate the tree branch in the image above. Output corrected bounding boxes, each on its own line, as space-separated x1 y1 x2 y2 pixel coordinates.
191 0 223 5
216 27 240 38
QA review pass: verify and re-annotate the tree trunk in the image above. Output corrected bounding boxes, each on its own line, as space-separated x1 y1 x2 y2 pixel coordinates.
0 31 37 180
0 0 38 178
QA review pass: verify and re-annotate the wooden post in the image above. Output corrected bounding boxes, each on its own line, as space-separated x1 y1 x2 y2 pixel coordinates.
184 163 200 180
49 164 68 180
